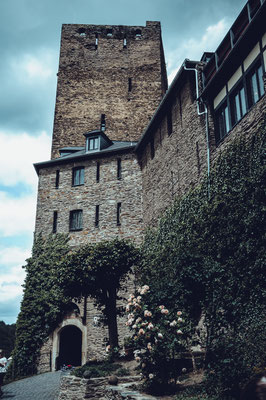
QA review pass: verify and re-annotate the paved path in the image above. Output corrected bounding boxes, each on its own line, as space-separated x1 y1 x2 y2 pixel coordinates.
2 371 62 400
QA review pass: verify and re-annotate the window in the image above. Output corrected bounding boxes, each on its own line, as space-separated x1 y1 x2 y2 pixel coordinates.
247 63 265 107
230 85 247 126
107 28 112 37
150 138 155 159
123 37 127 48
214 58 265 145
53 211 58 233
117 202 121 226
88 137 99 151
101 114 106 131
128 78 132 92
55 170 60 189
135 29 141 37
167 109 173 135
69 210 83 231
95 205 99 227
96 162 100 182
117 158 122 179
95 33 98 50
216 102 230 143
72 167 84 186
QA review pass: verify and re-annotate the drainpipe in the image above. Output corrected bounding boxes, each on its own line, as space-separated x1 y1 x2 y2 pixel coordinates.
183 60 211 199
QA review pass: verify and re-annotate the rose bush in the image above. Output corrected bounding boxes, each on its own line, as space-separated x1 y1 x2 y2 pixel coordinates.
126 284 193 392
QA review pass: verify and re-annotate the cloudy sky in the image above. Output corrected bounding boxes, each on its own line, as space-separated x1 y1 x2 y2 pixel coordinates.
0 0 246 324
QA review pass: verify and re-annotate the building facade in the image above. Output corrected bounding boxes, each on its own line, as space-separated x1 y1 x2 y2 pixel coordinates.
33 0 266 372
34 22 167 372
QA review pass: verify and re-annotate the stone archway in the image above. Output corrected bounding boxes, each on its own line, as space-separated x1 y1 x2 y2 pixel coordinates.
58 325 82 368
52 318 87 371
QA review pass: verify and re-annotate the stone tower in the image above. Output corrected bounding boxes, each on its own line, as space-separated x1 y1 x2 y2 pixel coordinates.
51 21 168 158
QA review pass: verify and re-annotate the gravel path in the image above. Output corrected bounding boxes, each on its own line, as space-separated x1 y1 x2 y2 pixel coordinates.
2 371 62 400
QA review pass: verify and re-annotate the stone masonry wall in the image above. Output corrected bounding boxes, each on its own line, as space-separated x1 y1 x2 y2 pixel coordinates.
51 22 167 158
35 149 142 371
138 72 266 227
138 72 207 227
35 151 143 246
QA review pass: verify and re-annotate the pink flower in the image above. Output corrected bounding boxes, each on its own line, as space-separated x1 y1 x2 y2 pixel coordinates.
135 356 141 362
144 310 152 317
148 373 154 379
170 320 177 327
177 311 182 316
176 329 183 335
158 333 163 339
106 345 111 352
138 328 145 335
177 317 183 322
161 308 169 315
148 323 154 330
159 305 165 310
147 342 152 351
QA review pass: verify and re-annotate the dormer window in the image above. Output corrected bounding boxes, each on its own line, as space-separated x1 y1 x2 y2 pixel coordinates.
88 137 99 151
84 129 113 153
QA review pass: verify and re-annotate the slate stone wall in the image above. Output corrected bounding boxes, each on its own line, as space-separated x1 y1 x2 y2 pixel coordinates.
51 22 167 158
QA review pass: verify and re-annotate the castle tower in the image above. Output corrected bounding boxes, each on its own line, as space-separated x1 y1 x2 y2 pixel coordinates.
33 21 167 371
51 21 168 158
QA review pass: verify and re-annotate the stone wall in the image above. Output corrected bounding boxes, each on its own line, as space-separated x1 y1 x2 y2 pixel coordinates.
35 150 143 247
138 71 207 227
137 70 266 227
51 22 167 158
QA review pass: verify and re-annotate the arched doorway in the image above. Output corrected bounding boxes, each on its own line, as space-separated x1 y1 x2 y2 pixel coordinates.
58 325 82 368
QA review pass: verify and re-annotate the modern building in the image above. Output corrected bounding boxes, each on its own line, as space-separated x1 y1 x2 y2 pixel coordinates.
33 0 266 372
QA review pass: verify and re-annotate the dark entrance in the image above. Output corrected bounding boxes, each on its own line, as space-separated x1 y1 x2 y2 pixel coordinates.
58 325 82 368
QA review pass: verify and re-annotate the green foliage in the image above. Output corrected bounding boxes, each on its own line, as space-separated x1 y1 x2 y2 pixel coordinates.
7 234 72 379
0 321 16 358
126 284 191 392
55 238 139 347
72 360 122 378
139 126 266 397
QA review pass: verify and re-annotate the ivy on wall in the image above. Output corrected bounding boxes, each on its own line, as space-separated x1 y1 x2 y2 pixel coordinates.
139 124 266 397
8 234 72 379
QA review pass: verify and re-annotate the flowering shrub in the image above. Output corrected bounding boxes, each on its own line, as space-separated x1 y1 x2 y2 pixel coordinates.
126 284 191 391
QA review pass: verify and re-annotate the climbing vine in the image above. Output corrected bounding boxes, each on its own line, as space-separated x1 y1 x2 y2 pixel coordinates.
139 125 266 397
8 234 72 379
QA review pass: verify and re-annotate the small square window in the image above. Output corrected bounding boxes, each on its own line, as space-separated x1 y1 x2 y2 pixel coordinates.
69 210 83 231
72 167 84 186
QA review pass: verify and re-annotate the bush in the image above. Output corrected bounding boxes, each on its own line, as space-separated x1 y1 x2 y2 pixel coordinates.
126 284 194 393
72 360 122 378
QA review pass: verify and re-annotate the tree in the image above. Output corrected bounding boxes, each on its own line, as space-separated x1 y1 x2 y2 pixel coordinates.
8 234 72 378
56 238 139 348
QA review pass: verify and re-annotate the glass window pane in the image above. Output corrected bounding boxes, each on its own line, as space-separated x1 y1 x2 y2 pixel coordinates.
225 106 230 133
258 65 264 97
240 87 247 115
234 93 241 122
80 168 84 184
251 72 259 103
